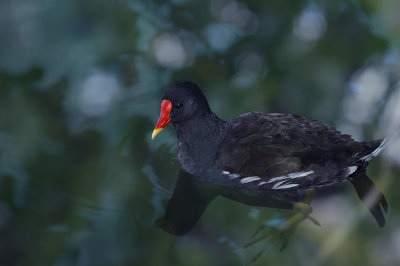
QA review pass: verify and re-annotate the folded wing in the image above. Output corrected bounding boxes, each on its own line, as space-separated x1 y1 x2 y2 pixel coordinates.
213 112 382 190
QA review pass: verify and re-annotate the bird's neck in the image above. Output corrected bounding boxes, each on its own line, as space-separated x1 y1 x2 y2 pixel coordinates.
173 112 226 176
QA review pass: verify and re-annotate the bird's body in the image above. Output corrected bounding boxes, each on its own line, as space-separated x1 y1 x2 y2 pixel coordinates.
196 111 383 190
153 81 388 227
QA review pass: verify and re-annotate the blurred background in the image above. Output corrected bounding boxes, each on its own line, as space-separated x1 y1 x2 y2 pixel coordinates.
1 0 400 265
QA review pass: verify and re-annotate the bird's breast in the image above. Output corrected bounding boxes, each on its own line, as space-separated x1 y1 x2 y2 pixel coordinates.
177 138 219 177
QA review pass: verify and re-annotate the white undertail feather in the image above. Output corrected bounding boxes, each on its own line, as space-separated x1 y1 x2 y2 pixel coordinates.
347 166 358 176
360 138 387 162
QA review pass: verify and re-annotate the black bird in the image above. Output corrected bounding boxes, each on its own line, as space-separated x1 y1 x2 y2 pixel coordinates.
152 81 388 228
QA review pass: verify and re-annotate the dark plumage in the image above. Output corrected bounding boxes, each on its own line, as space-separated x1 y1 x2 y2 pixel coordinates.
157 169 299 236
153 81 388 227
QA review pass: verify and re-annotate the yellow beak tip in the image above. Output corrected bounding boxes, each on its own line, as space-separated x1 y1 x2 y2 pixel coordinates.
152 128 163 140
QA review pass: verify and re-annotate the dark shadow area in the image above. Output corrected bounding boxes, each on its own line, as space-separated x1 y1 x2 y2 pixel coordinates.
158 169 388 245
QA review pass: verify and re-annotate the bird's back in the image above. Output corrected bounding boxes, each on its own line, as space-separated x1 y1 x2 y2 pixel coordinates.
213 112 383 189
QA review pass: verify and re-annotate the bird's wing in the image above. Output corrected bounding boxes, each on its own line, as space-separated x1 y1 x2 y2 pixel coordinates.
213 112 379 190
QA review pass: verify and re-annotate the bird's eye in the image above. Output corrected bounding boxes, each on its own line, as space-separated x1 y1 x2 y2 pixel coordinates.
175 103 183 109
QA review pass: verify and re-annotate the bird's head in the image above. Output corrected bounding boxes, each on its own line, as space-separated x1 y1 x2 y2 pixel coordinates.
152 81 210 139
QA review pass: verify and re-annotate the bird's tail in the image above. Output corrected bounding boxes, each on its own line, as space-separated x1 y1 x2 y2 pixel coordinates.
357 138 387 163
350 172 388 227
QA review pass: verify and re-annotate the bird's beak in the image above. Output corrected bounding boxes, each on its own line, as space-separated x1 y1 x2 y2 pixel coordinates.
152 100 172 139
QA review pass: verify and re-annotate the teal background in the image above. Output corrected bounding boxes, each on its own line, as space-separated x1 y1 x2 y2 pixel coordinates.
1 0 400 265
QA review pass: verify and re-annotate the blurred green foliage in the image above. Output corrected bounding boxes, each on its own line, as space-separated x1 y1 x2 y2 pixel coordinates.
0 0 400 265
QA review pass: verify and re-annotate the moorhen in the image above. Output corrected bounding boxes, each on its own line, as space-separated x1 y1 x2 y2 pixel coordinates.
152 81 388 228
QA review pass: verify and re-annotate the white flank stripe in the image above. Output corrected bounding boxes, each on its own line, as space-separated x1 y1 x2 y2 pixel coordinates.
240 176 261 184
267 170 314 184
287 170 314 178
275 183 299 189
229 174 240 179
266 175 287 183
272 180 287 189
222 170 314 188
